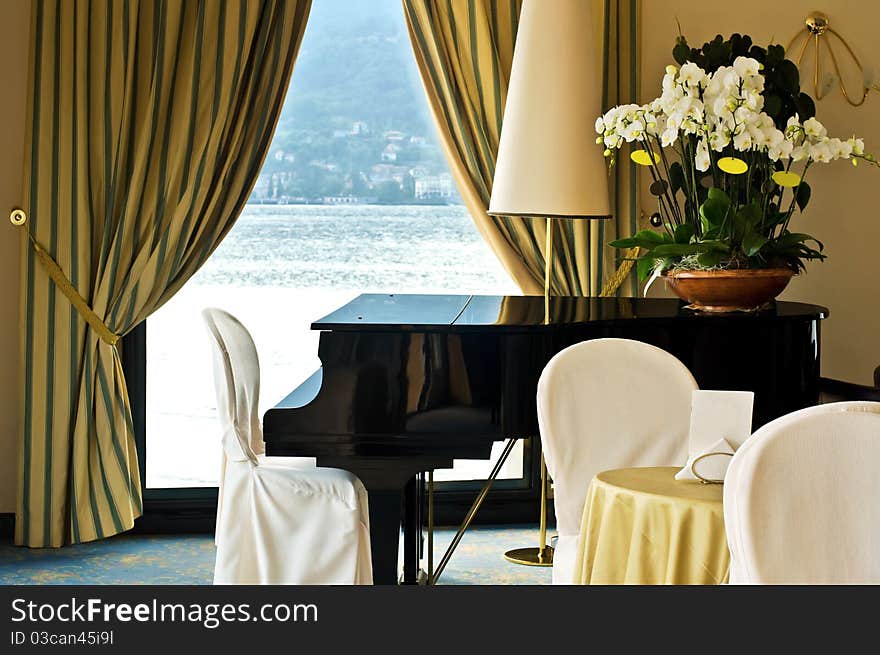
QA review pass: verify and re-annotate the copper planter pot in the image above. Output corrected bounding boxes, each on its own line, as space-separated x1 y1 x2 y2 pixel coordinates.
663 268 796 313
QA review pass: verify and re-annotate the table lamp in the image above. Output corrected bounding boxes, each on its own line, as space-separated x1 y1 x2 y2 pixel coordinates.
488 0 611 566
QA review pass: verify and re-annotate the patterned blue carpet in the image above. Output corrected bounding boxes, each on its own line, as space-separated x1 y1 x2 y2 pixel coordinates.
0 526 551 585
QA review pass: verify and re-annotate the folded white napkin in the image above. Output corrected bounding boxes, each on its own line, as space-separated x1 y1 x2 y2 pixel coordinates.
675 437 735 482
688 390 755 453
675 390 754 483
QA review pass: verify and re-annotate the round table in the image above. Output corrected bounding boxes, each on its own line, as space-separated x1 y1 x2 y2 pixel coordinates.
573 467 729 585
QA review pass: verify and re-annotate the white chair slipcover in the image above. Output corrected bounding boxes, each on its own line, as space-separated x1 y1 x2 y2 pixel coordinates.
203 308 372 584
205 309 314 545
537 338 698 584
724 401 880 584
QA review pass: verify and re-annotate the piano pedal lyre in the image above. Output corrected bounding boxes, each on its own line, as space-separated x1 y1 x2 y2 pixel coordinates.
424 437 519 584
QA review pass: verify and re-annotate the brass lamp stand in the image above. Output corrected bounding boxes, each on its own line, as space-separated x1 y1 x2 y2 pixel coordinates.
503 218 555 567
485 1 611 569
503 442 554 566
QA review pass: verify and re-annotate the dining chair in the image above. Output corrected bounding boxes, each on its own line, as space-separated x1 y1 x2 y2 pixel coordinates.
724 401 880 584
202 308 314 545
203 308 372 584
537 338 698 584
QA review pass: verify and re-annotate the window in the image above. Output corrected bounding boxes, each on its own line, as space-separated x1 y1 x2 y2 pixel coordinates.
143 0 521 492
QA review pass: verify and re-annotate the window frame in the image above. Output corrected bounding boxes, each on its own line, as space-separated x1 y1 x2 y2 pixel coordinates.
124 321 546 531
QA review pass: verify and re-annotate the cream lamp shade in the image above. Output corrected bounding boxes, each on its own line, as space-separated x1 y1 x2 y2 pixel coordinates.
488 0 611 219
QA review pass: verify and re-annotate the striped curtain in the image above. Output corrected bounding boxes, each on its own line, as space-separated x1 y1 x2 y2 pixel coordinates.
17 0 311 548
403 0 641 297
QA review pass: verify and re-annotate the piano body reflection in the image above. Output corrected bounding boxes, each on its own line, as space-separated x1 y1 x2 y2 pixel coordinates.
263 294 827 584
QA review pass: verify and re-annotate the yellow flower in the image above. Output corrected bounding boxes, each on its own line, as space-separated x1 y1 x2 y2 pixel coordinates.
717 157 748 175
771 171 802 187
630 149 657 166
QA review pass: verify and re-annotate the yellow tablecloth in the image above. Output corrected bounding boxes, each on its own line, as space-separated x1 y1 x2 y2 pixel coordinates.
573 467 730 585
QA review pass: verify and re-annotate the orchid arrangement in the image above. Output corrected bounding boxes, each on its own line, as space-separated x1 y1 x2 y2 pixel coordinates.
597 34 878 283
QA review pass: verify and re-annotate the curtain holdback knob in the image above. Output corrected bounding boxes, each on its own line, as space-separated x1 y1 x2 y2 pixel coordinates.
10 208 27 226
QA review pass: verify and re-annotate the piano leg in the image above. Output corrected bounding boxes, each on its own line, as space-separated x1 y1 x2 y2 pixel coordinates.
402 476 421 584
367 478 423 585
366 488 405 585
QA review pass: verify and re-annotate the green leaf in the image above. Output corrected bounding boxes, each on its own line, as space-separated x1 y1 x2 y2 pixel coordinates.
742 231 768 256
697 251 723 268
648 244 705 258
701 224 721 240
796 92 816 121
773 232 824 250
739 201 761 225
669 161 685 194
764 210 787 228
707 186 730 203
636 255 657 282
796 182 812 212
695 239 731 253
673 223 694 244
772 245 826 262
731 201 762 241
779 60 800 94
764 94 782 117
699 187 731 228
673 41 691 65
609 229 666 249
650 241 729 258
766 44 785 66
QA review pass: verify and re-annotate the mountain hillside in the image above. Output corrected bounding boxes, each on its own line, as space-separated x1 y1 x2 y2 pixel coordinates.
253 0 455 204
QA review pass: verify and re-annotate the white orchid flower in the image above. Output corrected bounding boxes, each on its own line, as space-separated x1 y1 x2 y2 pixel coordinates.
809 140 833 162
695 138 711 171
791 143 811 162
848 137 865 156
733 129 753 151
621 119 646 142
708 129 730 152
765 127 785 148
828 138 853 159
660 126 678 147
804 117 827 139
768 139 794 161
733 56 762 79
679 62 707 87
710 96 730 118
596 54 872 177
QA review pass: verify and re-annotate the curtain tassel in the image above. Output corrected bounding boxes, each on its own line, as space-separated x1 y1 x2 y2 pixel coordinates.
11 208 120 347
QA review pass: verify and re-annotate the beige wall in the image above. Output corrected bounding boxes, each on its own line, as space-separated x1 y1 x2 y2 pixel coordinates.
0 0 31 513
641 0 880 385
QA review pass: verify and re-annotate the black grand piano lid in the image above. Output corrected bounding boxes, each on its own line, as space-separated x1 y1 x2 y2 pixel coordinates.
312 293 471 331
313 293 829 331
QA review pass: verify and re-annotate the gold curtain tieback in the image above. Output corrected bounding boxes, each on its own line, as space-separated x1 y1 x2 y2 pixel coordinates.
11 209 120 347
600 246 640 297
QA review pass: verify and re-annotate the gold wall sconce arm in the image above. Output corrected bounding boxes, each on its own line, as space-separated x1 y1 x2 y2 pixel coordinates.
787 12 880 107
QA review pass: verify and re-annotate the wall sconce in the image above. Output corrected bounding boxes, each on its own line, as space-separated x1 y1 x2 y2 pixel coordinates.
786 12 879 107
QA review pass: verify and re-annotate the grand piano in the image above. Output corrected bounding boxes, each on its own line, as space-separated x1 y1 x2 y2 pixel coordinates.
263 294 827 584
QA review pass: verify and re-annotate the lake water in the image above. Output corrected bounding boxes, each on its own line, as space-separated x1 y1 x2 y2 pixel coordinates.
146 204 521 488
193 204 519 292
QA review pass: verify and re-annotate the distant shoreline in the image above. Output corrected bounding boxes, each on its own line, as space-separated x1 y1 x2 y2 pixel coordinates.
245 200 464 207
